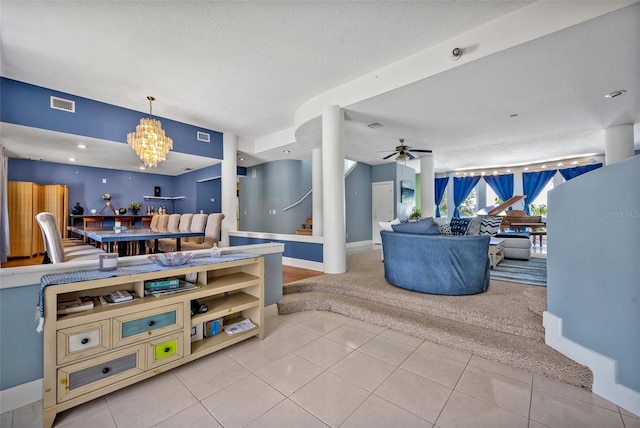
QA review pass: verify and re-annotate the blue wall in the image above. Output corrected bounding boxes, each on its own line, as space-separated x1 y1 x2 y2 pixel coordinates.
547 155 639 391
0 284 43 390
345 163 373 242
1 78 223 159
372 163 417 220
239 159 312 234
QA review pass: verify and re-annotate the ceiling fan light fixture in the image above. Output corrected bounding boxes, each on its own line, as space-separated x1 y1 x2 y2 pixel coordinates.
127 96 173 168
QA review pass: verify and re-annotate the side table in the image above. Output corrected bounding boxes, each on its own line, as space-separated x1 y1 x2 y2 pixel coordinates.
489 237 505 269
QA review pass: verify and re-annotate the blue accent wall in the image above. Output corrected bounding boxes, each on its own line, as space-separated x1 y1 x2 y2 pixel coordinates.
9 158 178 214
345 163 373 242
0 284 43 390
1 78 223 159
547 155 639 392
239 160 312 234
230 236 323 263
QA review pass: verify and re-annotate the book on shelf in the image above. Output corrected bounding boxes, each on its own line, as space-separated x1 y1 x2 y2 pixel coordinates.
144 278 180 291
99 292 140 306
144 280 198 297
57 296 95 315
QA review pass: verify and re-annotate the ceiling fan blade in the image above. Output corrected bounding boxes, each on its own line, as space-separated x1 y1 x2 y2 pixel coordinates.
410 149 432 153
407 152 415 160
382 153 396 160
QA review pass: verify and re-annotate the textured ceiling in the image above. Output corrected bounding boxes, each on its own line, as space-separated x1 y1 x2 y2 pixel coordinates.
1 1 639 175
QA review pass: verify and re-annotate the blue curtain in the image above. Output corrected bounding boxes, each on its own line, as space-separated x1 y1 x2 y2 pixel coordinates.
522 170 557 214
453 176 480 217
483 174 514 205
434 177 449 217
559 163 602 181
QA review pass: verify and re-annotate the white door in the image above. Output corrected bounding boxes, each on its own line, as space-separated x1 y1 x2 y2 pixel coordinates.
372 181 394 244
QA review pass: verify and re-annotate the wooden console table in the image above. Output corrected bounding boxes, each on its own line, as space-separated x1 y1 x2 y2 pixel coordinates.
42 254 264 428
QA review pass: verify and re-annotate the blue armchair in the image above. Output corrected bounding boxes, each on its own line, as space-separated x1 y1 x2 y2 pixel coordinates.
380 230 491 295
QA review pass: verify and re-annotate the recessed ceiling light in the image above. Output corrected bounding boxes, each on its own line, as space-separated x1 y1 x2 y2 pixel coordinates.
239 157 245 161
524 167 529 171
493 170 498 175
367 122 383 129
283 150 290 154
557 162 563 167
77 144 87 149
604 90 626 99
571 161 579 165
139 166 146 170
506 169 511 173
69 157 77 162
541 165 547 169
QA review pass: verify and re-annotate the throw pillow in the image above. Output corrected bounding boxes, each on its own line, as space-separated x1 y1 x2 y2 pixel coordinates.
437 222 452 235
465 216 483 235
479 216 503 236
391 217 441 235
449 217 471 235
379 218 401 232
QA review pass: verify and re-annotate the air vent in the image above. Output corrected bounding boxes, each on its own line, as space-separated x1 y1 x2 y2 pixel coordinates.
197 131 210 142
50 96 75 112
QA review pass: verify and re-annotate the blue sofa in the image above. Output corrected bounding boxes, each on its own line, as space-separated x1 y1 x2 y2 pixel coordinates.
380 230 491 295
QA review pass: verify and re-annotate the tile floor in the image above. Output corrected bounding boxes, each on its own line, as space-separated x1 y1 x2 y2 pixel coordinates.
3 310 638 428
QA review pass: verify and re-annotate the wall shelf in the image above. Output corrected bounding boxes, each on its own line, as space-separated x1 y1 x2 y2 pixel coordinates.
142 196 185 200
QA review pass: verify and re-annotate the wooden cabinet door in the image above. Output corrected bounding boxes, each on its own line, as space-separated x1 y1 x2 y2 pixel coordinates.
8 181 41 257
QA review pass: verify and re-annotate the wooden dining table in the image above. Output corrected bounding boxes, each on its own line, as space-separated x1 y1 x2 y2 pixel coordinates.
68 226 205 255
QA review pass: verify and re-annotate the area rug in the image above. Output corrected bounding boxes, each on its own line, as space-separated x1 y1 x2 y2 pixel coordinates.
279 250 593 390
490 257 547 286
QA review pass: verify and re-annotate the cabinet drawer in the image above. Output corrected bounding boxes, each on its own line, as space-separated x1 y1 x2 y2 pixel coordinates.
147 333 184 369
57 320 111 365
58 344 145 402
112 303 183 348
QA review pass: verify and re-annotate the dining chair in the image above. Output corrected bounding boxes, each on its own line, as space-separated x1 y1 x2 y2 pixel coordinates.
83 217 104 246
36 213 105 263
186 214 208 244
114 217 135 254
157 214 188 252
146 214 170 253
166 214 181 230
141 216 153 228
181 213 225 251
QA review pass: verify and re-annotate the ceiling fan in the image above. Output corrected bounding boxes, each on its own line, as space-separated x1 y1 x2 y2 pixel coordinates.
379 139 432 162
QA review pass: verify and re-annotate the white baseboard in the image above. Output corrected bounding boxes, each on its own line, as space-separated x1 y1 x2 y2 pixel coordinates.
346 240 374 254
0 378 42 413
544 311 640 416
264 303 278 318
282 256 323 271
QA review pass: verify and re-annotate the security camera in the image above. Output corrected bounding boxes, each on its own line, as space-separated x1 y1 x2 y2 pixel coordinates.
449 47 462 61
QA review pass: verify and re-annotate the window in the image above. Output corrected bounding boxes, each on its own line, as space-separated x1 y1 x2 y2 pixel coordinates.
458 188 477 217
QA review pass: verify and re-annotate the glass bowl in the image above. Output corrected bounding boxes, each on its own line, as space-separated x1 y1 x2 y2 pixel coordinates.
148 251 195 267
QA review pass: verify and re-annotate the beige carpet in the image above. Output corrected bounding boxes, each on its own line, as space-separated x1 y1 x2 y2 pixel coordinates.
278 249 593 390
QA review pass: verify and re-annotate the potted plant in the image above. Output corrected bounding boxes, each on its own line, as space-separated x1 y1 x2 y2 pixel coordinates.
409 206 421 221
129 201 142 215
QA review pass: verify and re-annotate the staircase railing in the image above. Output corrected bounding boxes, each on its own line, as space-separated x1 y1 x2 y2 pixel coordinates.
283 162 358 212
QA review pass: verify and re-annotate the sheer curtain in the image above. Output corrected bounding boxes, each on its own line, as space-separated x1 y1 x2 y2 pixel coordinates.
559 163 602 181
1 145 9 263
483 173 514 205
522 170 557 214
453 176 480 217
434 177 449 218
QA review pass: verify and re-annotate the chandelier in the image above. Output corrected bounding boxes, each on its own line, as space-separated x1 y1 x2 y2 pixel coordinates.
127 96 173 168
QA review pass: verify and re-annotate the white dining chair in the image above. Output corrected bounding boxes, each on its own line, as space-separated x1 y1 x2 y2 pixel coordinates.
36 212 105 263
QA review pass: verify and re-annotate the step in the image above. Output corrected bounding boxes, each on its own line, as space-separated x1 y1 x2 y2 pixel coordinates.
296 228 313 235
278 291 592 390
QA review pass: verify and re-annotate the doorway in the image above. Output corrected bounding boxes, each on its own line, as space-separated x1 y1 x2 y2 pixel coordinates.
372 181 394 244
